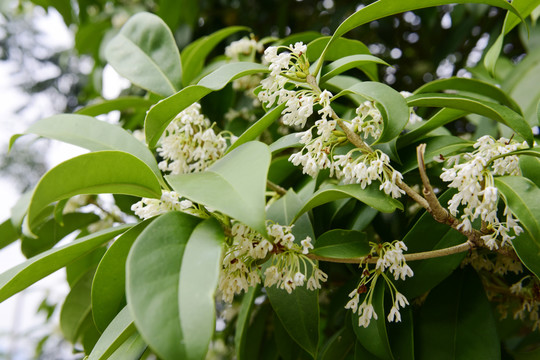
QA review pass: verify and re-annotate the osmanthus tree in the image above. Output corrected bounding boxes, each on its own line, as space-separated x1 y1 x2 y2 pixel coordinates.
2 0 540 359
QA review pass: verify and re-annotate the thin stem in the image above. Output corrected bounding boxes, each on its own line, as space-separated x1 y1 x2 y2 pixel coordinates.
417 143 449 222
267 180 287 196
308 240 474 264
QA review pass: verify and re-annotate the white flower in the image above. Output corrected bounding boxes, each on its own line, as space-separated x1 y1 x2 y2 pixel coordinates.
301 237 314 254
387 306 401 322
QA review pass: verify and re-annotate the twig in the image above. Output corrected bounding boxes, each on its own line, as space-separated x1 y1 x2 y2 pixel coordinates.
267 180 287 196
417 143 449 222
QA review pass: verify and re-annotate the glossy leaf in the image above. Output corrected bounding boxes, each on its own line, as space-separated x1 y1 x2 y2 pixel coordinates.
178 218 224 360
27 151 162 232
414 77 522 113
92 220 153 332
321 55 389 84
181 26 249 85
60 269 94 342
227 104 286 153
75 97 155 117
401 189 467 299
235 285 260 360
105 12 182 96
21 212 100 258
397 108 468 149
334 82 409 144
145 62 268 147
293 183 403 224
0 225 130 303
0 219 19 251
126 211 200 360
312 229 369 259
10 114 164 184
352 280 393 360
266 277 320 358
317 0 520 71
167 142 270 235
407 93 534 145
88 307 136 360
495 176 540 278
416 268 500 359
484 0 539 75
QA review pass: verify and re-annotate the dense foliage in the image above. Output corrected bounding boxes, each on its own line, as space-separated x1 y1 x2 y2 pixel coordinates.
2 0 540 359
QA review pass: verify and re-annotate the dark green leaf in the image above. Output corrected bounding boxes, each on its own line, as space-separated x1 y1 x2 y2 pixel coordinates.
26 151 162 233
406 93 534 146
126 211 200 360
320 323 356 360
416 268 500 359
495 176 540 278
145 62 268 147
334 82 409 144
227 104 286 154
181 26 249 85
312 229 369 259
60 269 94 342
352 280 393 360
293 183 403 224
92 220 153 332
321 55 389 84
235 285 260 360
167 142 270 235
105 12 182 96
0 225 130 303
178 218 224 360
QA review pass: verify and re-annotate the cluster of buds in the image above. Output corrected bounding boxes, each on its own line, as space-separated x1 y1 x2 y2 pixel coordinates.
345 241 412 327
218 222 327 302
440 135 527 249
131 190 201 220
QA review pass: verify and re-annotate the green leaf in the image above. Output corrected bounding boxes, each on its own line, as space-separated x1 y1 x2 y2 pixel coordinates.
178 218 224 360
75 97 155 117
267 189 315 240
397 108 468 149
334 82 409 144
107 333 147 360
293 183 403 224
388 307 414 360
0 225 130 303
416 268 500 359
11 114 164 185
60 269 94 343
321 55 389 84
352 280 393 360
126 211 200 360
414 77 522 114
88 307 136 360
167 142 270 235
145 62 268 147
400 189 467 299
407 93 534 146
227 104 286 154
235 285 260 360
320 323 356 360
520 155 540 188
27 151 162 233
399 136 473 174
269 133 302 154
21 212 100 258
266 275 320 358
484 0 539 75
312 229 369 259
317 0 521 72
181 26 249 85
92 220 153 332
105 12 182 96
495 176 540 278
0 219 19 251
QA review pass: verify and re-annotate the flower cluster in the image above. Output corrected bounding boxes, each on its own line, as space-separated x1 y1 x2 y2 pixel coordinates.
218 222 327 303
157 103 228 175
440 135 527 249
225 36 263 61
345 241 412 327
131 190 197 220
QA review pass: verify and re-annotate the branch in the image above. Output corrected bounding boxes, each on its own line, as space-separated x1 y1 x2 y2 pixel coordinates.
267 180 287 196
308 240 474 264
